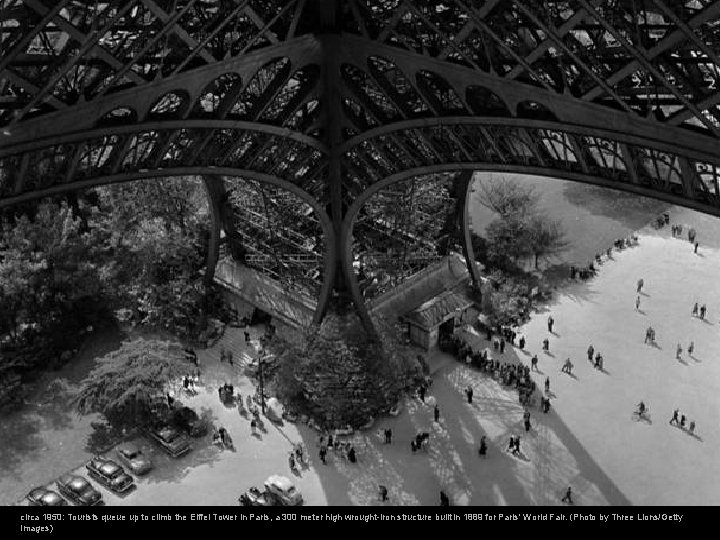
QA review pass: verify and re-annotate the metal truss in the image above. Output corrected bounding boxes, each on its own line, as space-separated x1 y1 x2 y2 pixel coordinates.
3 1 720 328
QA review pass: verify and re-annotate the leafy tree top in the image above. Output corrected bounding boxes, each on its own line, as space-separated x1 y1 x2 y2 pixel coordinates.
74 338 188 428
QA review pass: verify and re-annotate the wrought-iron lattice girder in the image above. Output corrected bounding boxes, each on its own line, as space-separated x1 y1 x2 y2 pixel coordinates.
3 0 720 326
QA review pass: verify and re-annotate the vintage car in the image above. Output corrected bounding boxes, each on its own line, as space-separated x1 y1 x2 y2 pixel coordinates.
264 475 303 506
239 475 303 507
116 443 153 476
86 457 135 494
238 486 274 507
56 474 103 506
26 487 67 506
146 425 191 458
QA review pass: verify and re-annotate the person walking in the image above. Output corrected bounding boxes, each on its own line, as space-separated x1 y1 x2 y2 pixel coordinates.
379 485 388 502
689 421 696 435
694 241 699 254
465 386 474 404
543 338 550 352
542 396 551 413
319 444 328 464
680 414 686 429
499 339 505 354
244 330 251 345
519 335 525 349
384 428 392 444
692 302 699 317
547 316 554 333
676 343 683 360
226 349 233 367
544 377 550 394
434 404 440 423
561 486 573 504
587 344 594 362
637 278 644 293
418 384 426 403
636 295 640 310
531 355 539 372
513 436 521 455
700 304 707 320
688 341 695 357
669 409 679 426
523 410 531 432
478 436 488 458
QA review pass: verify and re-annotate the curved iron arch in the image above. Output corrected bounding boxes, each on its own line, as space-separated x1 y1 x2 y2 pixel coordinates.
0 166 336 326
340 160 720 327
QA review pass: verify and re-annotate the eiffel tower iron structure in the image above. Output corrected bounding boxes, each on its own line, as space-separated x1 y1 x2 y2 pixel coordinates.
2 0 720 328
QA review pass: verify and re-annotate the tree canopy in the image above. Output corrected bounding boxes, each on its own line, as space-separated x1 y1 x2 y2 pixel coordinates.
74 338 188 430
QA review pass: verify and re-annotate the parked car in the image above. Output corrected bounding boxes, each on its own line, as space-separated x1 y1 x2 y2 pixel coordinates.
26 487 67 506
239 486 274 506
264 475 303 506
146 425 191 457
86 457 135 494
171 406 208 438
56 474 102 506
116 443 153 476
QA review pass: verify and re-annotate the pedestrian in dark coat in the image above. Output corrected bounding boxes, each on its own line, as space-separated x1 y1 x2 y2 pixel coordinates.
519 336 525 349
547 316 554 333
440 491 450 506
499 339 505 354
561 486 573 504
478 436 488 458
465 386 474 404
545 377 550 393
587 345 594 361
379 485 388 502
700 304 707 320
384 428 392 444
419 385 426 402
542 338 549 352
434 404 440 422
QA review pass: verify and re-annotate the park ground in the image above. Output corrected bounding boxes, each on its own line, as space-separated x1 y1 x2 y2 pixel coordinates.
1 176 719 506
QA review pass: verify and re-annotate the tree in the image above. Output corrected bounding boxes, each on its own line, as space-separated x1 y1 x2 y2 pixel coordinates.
0 201 107 353
74 338 188 430
473 174 538 219
485 216 534 270
528 214 570 269
272 312 424 428
91 177 211 337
